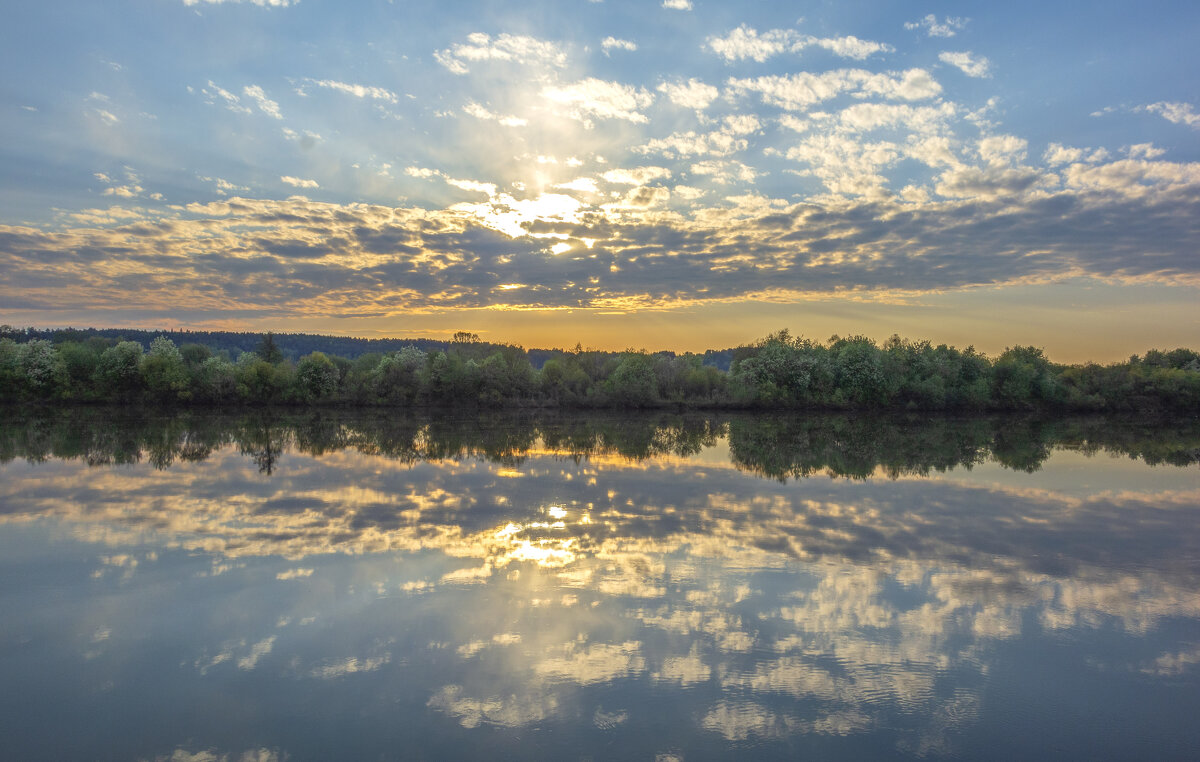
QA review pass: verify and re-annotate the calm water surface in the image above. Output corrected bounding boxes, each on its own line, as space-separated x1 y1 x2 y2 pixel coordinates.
1 411 1198 760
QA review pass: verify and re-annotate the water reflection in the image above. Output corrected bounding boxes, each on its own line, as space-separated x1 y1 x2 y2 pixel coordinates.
0 410 1197 760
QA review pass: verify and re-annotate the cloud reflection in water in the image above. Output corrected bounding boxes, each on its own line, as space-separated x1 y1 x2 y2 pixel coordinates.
0 411 1197 759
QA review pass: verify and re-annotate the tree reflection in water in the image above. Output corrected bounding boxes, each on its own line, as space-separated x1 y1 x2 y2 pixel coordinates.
0 408 1198 760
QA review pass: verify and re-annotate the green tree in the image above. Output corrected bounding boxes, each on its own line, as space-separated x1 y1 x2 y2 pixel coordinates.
235 352 291 403
831 336 891 407
371 346 427 404
57 341 103 401
0 338 20 399
295 351 340 401
16 339 65 397
255 332 284 364
94 341 145 399
195 356 239 402
605 352 659 407
141 336 191 401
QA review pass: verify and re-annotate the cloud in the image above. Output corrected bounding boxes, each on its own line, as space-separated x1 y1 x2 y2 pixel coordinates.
1141 101 1200 129
808 36 893 60
462 101 527 127
183 0 295 6
636 116 760 159
1043 143 1105 166
1127 143 1166 160
95 168 156 200
554 177 600 193
707 26 796 63
199 176 250 195
276 567 314 580
3 147 1200 322
280 176 318 188
435 33 567 75
600 166 672 185
302 79 398 103
541 78 654 126
905 15 967 38
237 636 276 670
939 51 991 78
662 0 692 9
727 68 941 111
242 85 282 119
707 26 892 63
656 78 719 110
201 81 251 114
601 37 637 54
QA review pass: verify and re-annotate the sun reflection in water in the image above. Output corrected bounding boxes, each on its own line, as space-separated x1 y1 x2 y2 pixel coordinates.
490 506 582 568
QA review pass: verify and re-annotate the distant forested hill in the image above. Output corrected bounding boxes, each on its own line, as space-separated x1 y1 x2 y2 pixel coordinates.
0 325 734 370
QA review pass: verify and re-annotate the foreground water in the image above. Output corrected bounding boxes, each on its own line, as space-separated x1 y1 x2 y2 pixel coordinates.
1 410 1198 761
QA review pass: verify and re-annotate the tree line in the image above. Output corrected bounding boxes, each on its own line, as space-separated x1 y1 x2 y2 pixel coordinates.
1 327 1197 412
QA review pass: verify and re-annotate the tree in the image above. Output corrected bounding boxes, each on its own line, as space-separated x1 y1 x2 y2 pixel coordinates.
829 336 892 407
255 332 284 364
16 339 66 397
195 356 238 402
605 352 659 407
371 346 426 404
295 352 340 401
141 336 191 401
94 341 145 399
57 341 102 400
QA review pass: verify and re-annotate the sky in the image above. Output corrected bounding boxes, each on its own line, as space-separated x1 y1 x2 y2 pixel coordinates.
1 0 1198 361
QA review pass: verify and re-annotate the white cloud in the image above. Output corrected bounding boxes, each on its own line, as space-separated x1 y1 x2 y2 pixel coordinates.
786 133 900 197
707 26 892 63
672 184 706 199
807 35 893 60
435 33 567 75
602 37 637 54
201 81 251 114
835 102 956 135
905 14 967 38
1128 143 1166 160
690 159 758 184
542 78 654 126
446 177 498 196
183 0 296 6
303 79 398 103
707 26 796 63
462 101 527 127
1142 101 1200 129
637 118 755 159
662 0 692 9
600 166 672 185
199 175 249 195
282 127 321 146
728 68 941 111
1043 143 1109 166
939 51 991 78
977 135 1027 166
242 85 282 119
656 78 719 110
935 165 1045 199
555 177 600 193
95 168 147 198
276 567 313 580
404 166 498 196
237 636 276 670
280 176 318 188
